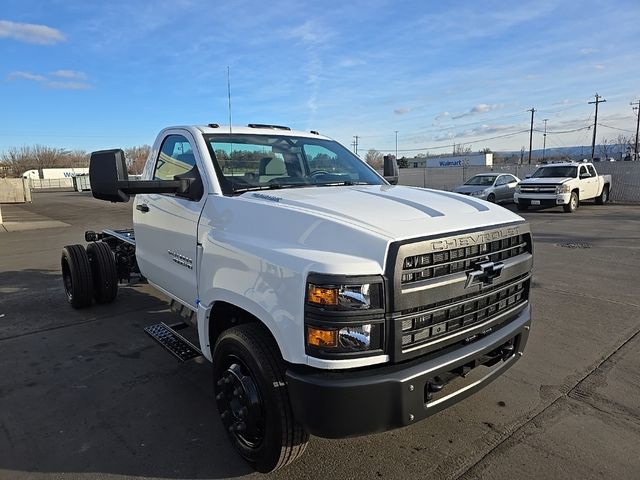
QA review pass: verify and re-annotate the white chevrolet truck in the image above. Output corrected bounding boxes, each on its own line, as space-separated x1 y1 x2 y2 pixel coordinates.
60 124 533 472
514 161 611 213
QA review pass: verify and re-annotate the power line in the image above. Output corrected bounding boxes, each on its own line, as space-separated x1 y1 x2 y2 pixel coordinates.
588 93 606 159
597 123 635 134
364 129 530 154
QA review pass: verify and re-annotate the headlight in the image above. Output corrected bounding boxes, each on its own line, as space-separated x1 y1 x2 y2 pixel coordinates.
556 184 570 194
515 185 522 193
305 275 385 356
307 282 382 310
470 189 486 196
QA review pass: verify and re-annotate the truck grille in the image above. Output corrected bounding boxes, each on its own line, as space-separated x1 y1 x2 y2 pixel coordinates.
400 275 529 352
519 184 557 194
401 234 528 285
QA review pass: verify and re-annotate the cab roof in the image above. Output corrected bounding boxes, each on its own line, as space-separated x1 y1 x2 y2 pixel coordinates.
191 124 332 140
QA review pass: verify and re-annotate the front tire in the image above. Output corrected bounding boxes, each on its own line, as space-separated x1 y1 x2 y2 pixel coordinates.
487 193 496 203
213 324 309 473
595 185 609 205
61 245 93 309
563 192 579 213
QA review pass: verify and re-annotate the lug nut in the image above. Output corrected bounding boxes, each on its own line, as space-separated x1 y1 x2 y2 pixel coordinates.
238 407 248 419
220 410 230 420
215 392 225 400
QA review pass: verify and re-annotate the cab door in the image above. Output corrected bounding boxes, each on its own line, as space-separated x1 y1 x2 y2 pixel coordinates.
134 131 206 308
578 165 598 199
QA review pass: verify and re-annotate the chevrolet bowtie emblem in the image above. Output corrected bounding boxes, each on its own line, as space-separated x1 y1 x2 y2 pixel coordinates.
465 261 504 289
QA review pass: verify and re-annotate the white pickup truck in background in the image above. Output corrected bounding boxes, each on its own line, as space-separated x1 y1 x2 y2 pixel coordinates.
60 123 534 472
514 161 611 213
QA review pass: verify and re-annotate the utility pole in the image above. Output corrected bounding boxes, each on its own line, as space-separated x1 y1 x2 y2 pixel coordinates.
631 101 640 159
395 130 398 160
352 135 359 155
527 108 536 164
589 93 606 159
542 119 548 162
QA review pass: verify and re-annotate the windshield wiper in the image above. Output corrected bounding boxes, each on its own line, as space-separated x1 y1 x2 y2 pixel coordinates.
315 181 372 187
233 183 313 194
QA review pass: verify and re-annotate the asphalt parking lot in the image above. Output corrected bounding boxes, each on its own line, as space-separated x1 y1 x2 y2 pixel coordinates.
1 192 639 480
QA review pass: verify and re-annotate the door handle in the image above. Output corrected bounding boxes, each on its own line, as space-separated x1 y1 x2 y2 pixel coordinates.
136 204 150 213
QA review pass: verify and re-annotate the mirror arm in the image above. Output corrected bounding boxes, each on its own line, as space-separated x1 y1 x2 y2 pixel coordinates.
116 179 191 195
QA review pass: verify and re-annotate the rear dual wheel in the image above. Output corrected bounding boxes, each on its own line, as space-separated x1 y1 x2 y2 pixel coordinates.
61 242 118 308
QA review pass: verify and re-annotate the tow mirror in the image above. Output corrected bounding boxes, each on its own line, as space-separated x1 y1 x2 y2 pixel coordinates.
383 156 399 185
90 149 190 203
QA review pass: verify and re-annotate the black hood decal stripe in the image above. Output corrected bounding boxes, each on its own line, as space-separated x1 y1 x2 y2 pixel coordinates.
357 190 445 217
416 188 490 212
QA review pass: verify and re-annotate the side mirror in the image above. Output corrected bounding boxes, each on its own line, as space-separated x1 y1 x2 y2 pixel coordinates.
90 149 131 202
383 156 399 185
89 149 190 203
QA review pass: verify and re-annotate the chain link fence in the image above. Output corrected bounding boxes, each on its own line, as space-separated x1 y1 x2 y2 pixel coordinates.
397 162 640 203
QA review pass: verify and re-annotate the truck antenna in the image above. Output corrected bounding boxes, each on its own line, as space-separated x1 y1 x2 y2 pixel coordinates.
227 66 232 134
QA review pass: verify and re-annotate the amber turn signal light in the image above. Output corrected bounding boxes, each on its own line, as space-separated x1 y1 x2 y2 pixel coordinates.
307 284 338 306
307 326 338 348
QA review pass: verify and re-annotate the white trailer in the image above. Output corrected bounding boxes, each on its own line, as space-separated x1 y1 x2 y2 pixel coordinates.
21 167 90 180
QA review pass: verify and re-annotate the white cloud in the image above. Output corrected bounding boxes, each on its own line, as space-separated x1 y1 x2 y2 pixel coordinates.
338 58 365 68
594 64 605 70
288 20 333 45
8 71 47 82
46 81 92 90
579 48 597 55
394 107 411 115
0 20 65 45
453 103 503 119
8 70 92 90
50 70 87 80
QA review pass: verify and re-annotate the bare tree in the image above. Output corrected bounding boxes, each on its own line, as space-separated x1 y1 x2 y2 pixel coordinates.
598 137 613 159
364 149 384 169
454 144 472 155
124 145 151 175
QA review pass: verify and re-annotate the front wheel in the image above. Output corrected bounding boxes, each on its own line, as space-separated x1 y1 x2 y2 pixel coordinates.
486 193 496 203
563 192 579 213
595 185 609 205
213 324 309 473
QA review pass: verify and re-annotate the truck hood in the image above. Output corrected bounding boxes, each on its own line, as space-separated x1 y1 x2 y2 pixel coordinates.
520 177 571 185
239 184 522 241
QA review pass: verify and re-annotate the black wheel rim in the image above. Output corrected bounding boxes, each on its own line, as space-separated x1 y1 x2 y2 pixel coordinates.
62 259 73 301
215 356 264 449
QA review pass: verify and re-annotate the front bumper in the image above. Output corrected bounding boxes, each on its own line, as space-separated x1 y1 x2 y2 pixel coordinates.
286 304 531 438
515 192 570 206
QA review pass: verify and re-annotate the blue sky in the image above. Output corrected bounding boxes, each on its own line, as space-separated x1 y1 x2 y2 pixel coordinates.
1 0 639 155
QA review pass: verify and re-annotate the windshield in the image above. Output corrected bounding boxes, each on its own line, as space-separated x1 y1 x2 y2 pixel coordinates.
203 134 385 195
464 175 496 186
532 166 577 178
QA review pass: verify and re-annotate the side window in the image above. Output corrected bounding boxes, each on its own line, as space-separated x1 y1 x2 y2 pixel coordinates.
579 165 589 178
495 175 507 186
506 175 517 184
154 134 196 181
587 165 597 177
